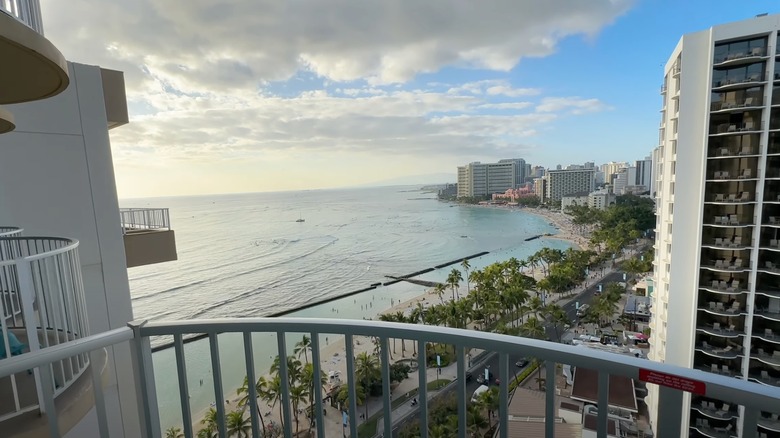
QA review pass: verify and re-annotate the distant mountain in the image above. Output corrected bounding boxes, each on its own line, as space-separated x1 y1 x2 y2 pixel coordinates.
356 173 455 187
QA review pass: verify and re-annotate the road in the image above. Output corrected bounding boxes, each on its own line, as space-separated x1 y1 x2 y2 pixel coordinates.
389 270 626 437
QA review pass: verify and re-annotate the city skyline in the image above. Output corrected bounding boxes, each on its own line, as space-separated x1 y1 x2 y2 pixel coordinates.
38 1 780 198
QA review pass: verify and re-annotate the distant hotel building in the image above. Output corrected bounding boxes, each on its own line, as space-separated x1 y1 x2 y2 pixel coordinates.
542 168 595 202
456 158 526 197
648 14 780 436
601 161 629 185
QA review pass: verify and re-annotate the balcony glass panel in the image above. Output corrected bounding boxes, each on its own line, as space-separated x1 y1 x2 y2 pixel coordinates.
711 87 763 111
701 227 752 249
768 133 780 155
705 156 759 180
713 37 767 65
710 109 763 134
712 63 766 88
702 203 755 227
748 359 780 386
708 134 761 157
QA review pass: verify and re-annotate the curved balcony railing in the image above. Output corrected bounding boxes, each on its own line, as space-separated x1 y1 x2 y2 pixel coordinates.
0 226 22 237
2 318 780 438
0 0 43 33
0 236 90 422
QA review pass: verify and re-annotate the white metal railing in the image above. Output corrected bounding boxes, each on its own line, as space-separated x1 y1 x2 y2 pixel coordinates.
2 318 779 438
0 226 22 237
0 236 90 422
0 0 43 33
120 208 171 234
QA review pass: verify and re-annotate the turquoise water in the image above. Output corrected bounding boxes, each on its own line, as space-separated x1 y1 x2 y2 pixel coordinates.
121 186 571 430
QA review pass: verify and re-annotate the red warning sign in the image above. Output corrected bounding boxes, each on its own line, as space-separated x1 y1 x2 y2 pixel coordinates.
639 369 706 395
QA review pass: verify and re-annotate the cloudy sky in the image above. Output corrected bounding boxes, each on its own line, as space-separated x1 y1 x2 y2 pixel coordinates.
39 0 780 198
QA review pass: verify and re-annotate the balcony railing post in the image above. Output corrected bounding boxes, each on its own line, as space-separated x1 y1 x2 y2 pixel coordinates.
741 406 759 438
597 371 609 438
417 339 428 438
16 259 44 411
242 332 260 438
655 385 684 438
545 361 556 438
128 320 162 438
173 334 193 438
89 349 110 438
344 334 358 438
380 337 392 437
209 333 228 438
36 358 60 438
310 333 325 438
498 353 509 438
455 345 467 438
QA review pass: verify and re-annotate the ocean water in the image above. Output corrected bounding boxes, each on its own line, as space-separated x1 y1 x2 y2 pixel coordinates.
121 186 572 430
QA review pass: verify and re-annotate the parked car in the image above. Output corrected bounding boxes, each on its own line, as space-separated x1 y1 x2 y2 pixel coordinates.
515 358 529 367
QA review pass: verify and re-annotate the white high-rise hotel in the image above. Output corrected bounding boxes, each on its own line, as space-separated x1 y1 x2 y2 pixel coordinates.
649 14 780 437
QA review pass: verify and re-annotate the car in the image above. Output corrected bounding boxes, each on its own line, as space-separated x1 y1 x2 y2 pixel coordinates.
515 358 529 367
465 371 473 382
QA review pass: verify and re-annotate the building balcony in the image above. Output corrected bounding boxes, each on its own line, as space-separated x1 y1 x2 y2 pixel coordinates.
711 96 764 113
758 261 780 275
708 144 761 158
754 328 780 344
701 258 750 273
702 236 749 250
753 349 780 367
754 308 780 323
700 279 747 294
713 47 767 68
766 216 780 227
712 75 766 92
758 413 780 432
748 368 780 387
692 398 739 420
690 418 737 438
698 301 747 317
0 236 93 429
695 342 743 360
0 1 69 106
696 322 744 339
706 169 757 181
120 208 178 268
707 192 755 204
0 106 13 134
1 318 779 438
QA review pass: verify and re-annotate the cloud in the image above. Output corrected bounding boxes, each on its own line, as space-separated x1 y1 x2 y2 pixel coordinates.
536 97 612 115
41 0 632 91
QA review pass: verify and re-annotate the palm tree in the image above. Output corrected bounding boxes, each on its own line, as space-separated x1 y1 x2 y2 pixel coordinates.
466 404 488 437
302 362 327 434
477 387 500 427
545 304 571 343
395 311 408 357
447 268 463 300
294 335 312 365
336 383 366 410
355 351 380 420
378 313 396 357
165 427 184 438
460 259 471 294
434 282 446 304
521 316 546 340
237 375 268 433
226 410 252 438
199 408 218 438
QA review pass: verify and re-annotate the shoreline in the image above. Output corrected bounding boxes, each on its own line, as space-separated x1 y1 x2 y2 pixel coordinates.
185 206 587 433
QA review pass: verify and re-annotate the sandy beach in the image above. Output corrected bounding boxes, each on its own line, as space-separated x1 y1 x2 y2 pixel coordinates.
188 205 587 434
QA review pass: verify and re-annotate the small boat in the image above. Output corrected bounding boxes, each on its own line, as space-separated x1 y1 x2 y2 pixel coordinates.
296 214 305 223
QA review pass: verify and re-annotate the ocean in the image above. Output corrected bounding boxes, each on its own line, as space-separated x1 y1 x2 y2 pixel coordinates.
121 186 572 430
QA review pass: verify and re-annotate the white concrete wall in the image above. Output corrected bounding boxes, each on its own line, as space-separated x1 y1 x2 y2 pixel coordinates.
0 62 139 437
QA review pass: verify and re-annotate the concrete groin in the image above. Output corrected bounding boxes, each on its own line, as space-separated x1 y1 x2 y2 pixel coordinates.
433 251 489 269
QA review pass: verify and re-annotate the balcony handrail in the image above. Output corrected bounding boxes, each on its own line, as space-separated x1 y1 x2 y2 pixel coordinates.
0 236 79 264
0 0 43 33
3 318 780 438
120 208 171 234
0 226 22 237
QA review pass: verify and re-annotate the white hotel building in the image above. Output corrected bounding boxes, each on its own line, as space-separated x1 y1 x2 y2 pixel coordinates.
649 14 780 437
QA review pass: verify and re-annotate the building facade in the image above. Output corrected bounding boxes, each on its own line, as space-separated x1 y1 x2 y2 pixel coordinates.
601 161 629 185
648 14 780 437
588 189 617 210
456 159 525 198
561 192 590 212
636 156 653 191
544 168 595 202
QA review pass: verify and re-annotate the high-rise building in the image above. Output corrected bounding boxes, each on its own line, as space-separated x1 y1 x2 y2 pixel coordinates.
648 14 780 436
601 161 629 185
635 156 653 191
613 168 629 195
543 168 595 202
651 147 663 197
456 159 525 198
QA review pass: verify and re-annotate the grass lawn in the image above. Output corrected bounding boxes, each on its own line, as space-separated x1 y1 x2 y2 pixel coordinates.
357 416 379 438
426 378 451 390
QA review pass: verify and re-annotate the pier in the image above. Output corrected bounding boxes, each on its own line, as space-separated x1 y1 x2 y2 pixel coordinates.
384 276 443 288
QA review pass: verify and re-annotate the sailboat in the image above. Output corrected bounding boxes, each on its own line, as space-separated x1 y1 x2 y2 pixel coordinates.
296 214 305 223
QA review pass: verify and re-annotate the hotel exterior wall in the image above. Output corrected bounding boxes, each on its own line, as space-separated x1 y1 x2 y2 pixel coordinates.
0 63 138 437
649 14 780 436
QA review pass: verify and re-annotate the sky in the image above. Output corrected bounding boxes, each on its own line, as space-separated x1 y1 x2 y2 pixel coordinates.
39 0 780 198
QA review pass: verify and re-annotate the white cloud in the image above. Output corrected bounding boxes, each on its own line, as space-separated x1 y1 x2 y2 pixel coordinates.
35 0 629 195
536 97 612 115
